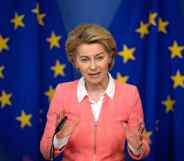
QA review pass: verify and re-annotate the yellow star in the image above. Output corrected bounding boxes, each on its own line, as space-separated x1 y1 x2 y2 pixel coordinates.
0 35 9 53
31 3 46 26
31 3 40 14
168 40 184 59
118 45 135 63
44 86 55 102
47 32 61 49
162 96 175 113
51 60 65 77
37 13 46 26
143 130 152 144
11 12 25 30
158 18 169 34
0 65 5 79
16 110 32 128
136 21 149 38
171 70 184 88
116 72 129 84
149 12 158 26
0 90 12 108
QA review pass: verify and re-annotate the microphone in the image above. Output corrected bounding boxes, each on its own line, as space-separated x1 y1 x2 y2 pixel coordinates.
50 116 68 161
55 116 68 134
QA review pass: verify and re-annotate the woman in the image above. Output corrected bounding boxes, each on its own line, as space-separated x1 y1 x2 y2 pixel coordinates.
40 24 150 161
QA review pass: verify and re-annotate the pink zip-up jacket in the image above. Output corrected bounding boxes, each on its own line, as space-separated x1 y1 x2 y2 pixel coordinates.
40 80 150 161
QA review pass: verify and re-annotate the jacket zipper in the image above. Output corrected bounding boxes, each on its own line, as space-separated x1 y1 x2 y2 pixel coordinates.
93 120 97 161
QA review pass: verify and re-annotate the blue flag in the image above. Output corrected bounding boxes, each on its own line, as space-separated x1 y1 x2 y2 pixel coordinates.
0 0 184 161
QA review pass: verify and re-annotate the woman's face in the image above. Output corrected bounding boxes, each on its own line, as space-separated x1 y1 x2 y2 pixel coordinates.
74 43 112 86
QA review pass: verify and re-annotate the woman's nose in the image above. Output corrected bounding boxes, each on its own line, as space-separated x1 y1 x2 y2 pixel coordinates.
89 60 97 70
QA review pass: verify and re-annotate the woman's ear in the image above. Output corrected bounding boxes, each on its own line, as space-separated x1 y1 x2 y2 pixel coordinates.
73 60 80 71
108 53 115 69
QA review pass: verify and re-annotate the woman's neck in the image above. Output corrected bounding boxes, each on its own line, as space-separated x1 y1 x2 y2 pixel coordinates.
85 75 109 93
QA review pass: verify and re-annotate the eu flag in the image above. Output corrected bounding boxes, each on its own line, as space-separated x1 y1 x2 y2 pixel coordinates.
0 1 184 161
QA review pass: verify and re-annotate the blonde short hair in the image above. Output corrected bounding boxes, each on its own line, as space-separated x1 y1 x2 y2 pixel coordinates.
65 24 117 69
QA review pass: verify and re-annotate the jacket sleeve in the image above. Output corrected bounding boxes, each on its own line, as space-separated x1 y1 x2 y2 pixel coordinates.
40 84 65 160
127 86 150 160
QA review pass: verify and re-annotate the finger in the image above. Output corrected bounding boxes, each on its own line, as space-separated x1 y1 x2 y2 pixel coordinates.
137 131 143 142
57 116 80 138
65 117 80 130
127 130 142 146
74 117 80 125
70 118 80 130
57 112 64 121
128 137 141 149
136 139 143 149
138 122 144 130
122 122 128 134
56 112 65 125
130 135 143 148
138 122 144 135
59 112 65 120
56 115 60 125
63 121 79 136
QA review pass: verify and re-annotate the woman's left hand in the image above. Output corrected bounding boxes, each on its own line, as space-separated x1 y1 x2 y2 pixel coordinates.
122 121 144 150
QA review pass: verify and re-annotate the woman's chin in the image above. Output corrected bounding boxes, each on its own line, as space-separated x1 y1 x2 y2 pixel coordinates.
85 78 102 85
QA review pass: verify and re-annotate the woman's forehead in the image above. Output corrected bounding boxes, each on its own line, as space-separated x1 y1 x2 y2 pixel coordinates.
76 43 107 56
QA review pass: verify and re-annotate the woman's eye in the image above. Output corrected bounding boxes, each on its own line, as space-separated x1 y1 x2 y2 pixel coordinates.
96 56 104 60
80 58 88 62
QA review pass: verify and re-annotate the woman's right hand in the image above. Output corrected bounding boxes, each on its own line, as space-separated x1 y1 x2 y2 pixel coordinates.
55 112 80 139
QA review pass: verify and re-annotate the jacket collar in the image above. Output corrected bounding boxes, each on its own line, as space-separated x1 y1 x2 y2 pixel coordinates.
77 73 115 103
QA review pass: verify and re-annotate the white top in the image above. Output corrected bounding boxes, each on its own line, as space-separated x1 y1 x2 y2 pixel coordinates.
77 73 115 121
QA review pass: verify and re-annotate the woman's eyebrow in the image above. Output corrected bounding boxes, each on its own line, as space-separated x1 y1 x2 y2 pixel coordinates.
95 51 105 56
79 51 105 57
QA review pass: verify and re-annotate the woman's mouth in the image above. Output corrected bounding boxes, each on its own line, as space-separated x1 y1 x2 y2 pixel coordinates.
88 72 101 78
